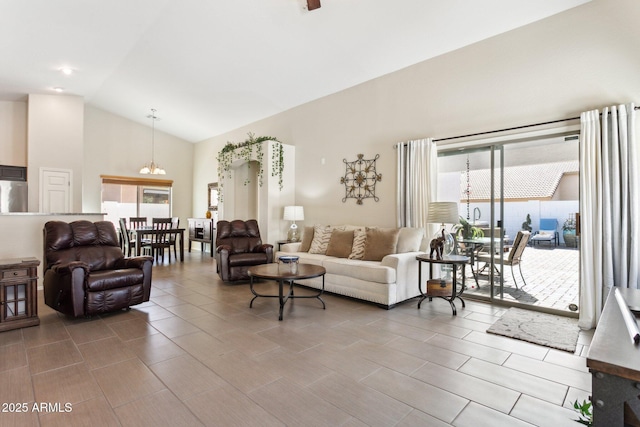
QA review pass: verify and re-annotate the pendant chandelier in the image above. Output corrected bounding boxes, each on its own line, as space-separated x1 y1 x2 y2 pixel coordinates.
139 108 166 175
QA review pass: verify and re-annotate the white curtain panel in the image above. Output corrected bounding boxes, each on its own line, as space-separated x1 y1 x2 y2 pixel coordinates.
579 103 638 329
396 138 437 228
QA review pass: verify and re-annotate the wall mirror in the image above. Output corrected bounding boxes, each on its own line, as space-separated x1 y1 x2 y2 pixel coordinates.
208 182 219 211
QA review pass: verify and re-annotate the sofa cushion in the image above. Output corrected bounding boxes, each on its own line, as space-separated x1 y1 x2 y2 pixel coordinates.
308 225 332 254
348 228 367 260
309 225 345 254
299 226 315 252
396 227 424 253
323 258 396 284
86 268 145 292
363 227 400 261
325 229 354 258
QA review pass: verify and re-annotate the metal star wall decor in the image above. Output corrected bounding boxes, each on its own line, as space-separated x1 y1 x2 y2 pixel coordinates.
340 154 382 205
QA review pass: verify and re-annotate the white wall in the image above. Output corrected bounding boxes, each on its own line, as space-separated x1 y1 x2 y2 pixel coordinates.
0 101 27 166
215 141 296 243
0 99 194 231
227 160 259 221
83 106 194 229
27 94 85 212
192 0 640 231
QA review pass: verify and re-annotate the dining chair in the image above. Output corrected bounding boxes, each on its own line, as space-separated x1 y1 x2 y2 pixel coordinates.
129 217 147 230
169 217 180 261
454 238 481 289
119 218 151 257
151 217 173 263
117 217 126 250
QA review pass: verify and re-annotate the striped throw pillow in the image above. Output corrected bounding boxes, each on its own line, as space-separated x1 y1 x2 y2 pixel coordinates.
308 225 333 254
348 228 367 259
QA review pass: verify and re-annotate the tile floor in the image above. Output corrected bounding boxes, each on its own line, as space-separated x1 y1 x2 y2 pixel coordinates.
0 252 593 426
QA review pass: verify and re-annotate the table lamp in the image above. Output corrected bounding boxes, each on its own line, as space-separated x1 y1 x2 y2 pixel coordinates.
427 202 459 257
283 206 304 242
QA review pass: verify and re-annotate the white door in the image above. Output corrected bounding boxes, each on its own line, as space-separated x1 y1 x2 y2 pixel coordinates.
40 168 72 213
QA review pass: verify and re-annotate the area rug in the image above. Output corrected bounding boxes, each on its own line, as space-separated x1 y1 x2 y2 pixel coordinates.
487 307 579 352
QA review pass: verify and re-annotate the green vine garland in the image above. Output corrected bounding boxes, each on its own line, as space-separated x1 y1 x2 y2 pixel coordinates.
216 133 284 202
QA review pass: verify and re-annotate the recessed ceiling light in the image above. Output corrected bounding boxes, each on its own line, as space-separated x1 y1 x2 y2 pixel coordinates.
60 67 74 76
53 87 64 92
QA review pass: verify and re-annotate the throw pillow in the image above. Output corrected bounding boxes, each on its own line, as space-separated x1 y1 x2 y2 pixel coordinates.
348 228 367 260
299 226 315 252
325 229 354 258
396 227 425 253
308 225 333 254
362 227 401 261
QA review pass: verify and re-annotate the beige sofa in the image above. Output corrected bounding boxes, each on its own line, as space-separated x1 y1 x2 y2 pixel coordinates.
276 225 426 308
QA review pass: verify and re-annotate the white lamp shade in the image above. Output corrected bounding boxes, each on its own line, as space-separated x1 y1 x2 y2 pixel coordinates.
283 206 304 221
427 202 459 225
427 202 459 257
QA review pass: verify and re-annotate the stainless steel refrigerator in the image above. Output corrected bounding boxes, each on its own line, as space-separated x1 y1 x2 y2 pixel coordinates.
0 180 28 212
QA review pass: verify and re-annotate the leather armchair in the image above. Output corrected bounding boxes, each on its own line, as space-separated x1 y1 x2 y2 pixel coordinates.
43 220 153 317
216 219 273 281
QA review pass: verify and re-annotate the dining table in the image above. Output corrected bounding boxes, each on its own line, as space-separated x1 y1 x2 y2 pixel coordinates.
133 226 186 262
458 236 510 287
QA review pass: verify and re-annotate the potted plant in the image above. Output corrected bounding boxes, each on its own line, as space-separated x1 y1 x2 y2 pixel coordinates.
521 214 532 232
563 215 577 248
454 217 484 240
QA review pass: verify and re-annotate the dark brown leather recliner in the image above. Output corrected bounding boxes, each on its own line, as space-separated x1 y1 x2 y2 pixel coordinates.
215 219 273 281
43 220 153 317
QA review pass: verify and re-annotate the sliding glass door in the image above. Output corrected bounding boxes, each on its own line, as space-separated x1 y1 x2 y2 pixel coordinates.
101 176 173 230
438 134 580 314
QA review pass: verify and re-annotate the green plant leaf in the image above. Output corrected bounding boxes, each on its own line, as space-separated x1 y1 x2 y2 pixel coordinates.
571 399 592 426
216 133 284 202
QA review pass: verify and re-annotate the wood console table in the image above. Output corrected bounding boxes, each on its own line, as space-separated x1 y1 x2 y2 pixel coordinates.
587 287 640 426
0 257 40 332
187 218 215 257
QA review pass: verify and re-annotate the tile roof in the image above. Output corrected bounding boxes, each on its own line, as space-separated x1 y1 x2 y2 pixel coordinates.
460 160 578 201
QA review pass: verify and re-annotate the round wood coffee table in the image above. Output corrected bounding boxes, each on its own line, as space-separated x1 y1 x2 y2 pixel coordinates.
248 263 326 320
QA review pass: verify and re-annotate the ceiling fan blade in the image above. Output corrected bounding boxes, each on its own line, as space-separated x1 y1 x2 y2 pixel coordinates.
307 0 321 11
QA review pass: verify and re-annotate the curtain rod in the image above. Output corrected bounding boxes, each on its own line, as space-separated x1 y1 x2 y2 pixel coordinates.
434 116 579 143
396 105 639 146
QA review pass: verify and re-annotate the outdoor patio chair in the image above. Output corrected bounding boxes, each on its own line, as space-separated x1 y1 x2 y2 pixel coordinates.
530 218 559 247
477 231 530 289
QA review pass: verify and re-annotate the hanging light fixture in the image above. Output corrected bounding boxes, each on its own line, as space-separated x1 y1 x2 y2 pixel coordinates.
140 108 166 175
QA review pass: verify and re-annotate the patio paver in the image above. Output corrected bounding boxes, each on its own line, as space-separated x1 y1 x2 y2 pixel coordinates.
463 245 579 313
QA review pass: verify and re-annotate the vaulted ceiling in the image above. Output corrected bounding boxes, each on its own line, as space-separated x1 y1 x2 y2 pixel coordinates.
1 0 590 142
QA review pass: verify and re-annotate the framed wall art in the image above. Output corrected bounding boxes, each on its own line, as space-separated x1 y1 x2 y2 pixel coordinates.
340 154 382 205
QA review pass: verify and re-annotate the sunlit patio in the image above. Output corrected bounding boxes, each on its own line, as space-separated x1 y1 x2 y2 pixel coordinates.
462 244 580 313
